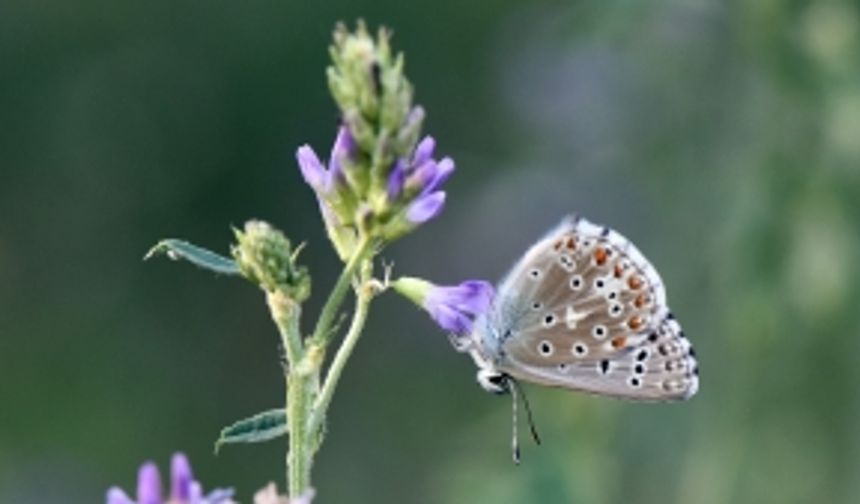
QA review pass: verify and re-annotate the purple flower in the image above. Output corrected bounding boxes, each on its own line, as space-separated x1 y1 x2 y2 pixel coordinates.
392 277 495 334
384 135 455 225
107 453 235 504
386 158 407 200
296 126 354 195
412 135 435 166
406 191 446 224
425 280 494 333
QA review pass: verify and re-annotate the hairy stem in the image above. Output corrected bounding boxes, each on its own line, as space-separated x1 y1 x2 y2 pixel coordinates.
266 292 310 496
286 369 312 496
309 262 374 436
277 239 375 498
308 238 374 348
267 291 304 364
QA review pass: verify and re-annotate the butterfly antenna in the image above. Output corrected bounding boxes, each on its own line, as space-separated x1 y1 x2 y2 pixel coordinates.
510 377 541 446
509 376 522 465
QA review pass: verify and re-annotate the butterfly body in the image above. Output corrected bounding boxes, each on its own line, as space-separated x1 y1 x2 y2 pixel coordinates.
459 215 699 401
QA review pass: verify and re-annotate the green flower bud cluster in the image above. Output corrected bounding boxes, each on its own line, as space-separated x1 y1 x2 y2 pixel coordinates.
232 220 310 301
327 20 423 196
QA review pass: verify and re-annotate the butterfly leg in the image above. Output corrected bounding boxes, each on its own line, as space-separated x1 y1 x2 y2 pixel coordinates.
447 332 472 353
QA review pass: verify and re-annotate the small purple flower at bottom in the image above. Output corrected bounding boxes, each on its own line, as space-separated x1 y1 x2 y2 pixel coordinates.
107 453 235 504
392 277 495 334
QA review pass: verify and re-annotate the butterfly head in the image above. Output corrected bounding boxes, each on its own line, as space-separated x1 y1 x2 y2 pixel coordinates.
476 368 509 395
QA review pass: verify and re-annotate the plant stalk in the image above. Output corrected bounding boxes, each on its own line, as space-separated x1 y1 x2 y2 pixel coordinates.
275 238 375 498
309 263 374 436
308 238 374 347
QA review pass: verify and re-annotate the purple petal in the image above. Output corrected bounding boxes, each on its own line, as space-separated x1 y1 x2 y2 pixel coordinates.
406 160 438 191
106 487 134 504
188 481 204 502
387 159 407 200
427 281 494 315
331 125 355 159
412 136 436 166
328 126 354 184
406 191 446 224
296 145 327 191
421 280 495 334
451 281 494 313
137 462 162 504
429 303 474 334
424 157 454 193
205 488 237 503
170 453 193 500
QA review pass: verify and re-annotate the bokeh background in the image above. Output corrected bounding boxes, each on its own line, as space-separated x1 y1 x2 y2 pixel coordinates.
3 0 860 502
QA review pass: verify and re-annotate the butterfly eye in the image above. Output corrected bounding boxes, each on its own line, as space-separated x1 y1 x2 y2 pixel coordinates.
569 275 584 290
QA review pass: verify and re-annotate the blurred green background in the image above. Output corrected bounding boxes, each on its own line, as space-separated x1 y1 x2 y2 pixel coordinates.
3 0 860 502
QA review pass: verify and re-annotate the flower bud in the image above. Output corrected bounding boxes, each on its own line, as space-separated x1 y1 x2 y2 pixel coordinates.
231 221 310 301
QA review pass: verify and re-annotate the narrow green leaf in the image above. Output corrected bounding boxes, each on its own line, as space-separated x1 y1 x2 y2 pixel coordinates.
214 409 288 453
145 239 240 275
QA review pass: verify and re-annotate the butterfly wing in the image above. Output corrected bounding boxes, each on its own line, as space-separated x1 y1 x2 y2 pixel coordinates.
490 215 698 400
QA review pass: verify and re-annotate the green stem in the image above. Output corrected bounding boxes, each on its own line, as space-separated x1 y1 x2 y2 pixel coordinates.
267 291 303 364
287 370 312 496
308 238 374 347
309 268 374 436
266 292 310 496
276 239 375 498
266 291 310 496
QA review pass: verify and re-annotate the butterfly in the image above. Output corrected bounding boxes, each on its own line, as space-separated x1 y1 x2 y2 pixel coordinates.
450 215 699 461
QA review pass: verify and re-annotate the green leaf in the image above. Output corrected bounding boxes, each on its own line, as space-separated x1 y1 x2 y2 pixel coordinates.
214 409 288 453
145 239 240 275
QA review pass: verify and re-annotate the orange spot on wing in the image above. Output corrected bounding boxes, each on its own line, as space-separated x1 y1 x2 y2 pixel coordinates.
594 247 608 265
611 336 627 349
554 240 563 251
634 293 647 308
628 276 643 290
566 237 576 250
614 263 624 278
628 316 643 330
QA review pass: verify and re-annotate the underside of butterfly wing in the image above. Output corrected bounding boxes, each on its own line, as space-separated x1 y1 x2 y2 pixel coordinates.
489 215 698 400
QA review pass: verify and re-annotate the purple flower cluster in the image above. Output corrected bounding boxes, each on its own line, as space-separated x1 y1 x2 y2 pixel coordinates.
386 135 453 224
296 126 455 246
107 453 234 504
